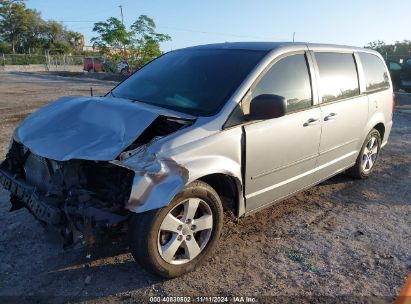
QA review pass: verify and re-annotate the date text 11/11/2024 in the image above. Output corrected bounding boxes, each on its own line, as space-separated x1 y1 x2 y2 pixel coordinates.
148 296 257 303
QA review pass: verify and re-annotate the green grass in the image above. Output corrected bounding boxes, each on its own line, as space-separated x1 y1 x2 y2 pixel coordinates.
284 247 318 272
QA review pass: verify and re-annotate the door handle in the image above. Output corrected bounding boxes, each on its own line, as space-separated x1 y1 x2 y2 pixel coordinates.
324 113 337 121
303 118 320 127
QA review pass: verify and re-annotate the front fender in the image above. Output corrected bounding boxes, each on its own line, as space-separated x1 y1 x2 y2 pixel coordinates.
118 154 244 214
110 151 189 213
117 127 245 215
181 155 245 216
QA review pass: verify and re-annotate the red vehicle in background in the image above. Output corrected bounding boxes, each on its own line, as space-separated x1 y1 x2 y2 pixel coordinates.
83 57 104 72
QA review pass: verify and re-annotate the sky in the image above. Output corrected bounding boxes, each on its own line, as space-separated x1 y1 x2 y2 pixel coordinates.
26 0 411 52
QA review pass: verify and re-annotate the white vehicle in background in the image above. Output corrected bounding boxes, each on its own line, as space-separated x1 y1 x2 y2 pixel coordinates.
118 60 131 77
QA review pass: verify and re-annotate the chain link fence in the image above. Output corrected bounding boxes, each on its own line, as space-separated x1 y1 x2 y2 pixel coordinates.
0 54 92 72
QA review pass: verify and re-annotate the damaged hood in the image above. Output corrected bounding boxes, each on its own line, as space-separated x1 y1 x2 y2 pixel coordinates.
14 96 184 161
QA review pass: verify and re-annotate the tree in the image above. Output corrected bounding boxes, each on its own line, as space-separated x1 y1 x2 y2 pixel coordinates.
130 15 171 66
392 40 411 57
0 0 29 53
66 30 84 51
365 41 394 57
91 14 171 68
19 8 46 53
0 0 84 54
366 40 411 59
91 17 131 54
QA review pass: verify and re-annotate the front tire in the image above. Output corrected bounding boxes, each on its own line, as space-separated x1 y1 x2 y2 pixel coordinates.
128 181 223 278
346 129 381 179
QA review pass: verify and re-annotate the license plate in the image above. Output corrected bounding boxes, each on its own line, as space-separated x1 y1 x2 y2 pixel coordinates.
402 80 411 86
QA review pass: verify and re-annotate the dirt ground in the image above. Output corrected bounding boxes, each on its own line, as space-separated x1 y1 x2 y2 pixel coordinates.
0 72 410 303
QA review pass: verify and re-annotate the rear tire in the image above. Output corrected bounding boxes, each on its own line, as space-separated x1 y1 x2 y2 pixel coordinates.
128 181 223 278
346 129 381 179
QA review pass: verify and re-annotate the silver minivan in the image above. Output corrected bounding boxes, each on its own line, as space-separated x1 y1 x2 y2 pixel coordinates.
0 42 393 278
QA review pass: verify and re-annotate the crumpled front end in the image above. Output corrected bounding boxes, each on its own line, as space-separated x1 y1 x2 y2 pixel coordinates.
0 96 194 248
113 147 190 214
0 140 135 248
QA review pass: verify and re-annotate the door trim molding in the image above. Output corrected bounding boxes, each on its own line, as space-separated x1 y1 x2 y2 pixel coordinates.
319 138 358 156
246 150 357 199
251 153 318 180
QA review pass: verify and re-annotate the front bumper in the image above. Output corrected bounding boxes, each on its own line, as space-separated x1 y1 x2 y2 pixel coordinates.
0 168 61 224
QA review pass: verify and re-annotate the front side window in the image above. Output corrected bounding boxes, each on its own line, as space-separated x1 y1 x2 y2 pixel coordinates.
315 52 359 103
112 49 267 116
359 53 390 92
249 54 313 113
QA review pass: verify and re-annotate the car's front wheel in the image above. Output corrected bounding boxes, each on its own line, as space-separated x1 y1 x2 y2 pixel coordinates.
129 180 223 278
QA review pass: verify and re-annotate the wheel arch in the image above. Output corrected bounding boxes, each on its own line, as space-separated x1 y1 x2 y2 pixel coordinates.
198 173 244 217
373 122 385 140
361 112 386 150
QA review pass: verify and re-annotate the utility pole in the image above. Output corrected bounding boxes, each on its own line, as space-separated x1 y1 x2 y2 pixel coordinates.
119 5 124 25
119 5 125 56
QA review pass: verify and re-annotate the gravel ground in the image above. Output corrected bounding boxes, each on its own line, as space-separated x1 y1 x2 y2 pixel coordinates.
0 72 410 303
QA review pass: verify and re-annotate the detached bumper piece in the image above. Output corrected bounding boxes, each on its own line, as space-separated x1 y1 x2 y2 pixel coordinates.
0 169 61 225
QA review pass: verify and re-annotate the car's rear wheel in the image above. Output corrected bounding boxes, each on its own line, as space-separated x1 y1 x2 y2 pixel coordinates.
128 180 223 278
346 129 381 179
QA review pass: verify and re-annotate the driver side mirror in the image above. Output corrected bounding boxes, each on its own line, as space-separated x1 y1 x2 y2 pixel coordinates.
247 94 286 120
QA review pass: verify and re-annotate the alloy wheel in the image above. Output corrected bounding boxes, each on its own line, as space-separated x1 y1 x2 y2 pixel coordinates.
361 136 379 173
157 198 213 265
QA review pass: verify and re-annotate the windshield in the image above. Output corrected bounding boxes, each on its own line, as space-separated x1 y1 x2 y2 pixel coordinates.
111 49 267 116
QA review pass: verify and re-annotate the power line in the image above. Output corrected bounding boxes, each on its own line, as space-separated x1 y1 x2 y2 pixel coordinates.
58 20 287 41
59 20 99 23
156 25 282 40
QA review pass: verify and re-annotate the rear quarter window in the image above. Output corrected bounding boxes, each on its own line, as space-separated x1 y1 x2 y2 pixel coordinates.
359 53 390 92
315 52 360 103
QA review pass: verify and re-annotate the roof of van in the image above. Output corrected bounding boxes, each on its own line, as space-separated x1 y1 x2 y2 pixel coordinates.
183 42 368 52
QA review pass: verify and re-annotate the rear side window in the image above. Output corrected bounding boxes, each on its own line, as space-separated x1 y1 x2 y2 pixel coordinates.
359 53 390 92
315 52 359 103
251 54 312 113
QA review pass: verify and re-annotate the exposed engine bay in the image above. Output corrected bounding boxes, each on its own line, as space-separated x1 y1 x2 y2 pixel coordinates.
0 114 191 249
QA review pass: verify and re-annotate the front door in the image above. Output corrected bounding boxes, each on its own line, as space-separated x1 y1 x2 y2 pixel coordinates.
243 53 322 213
